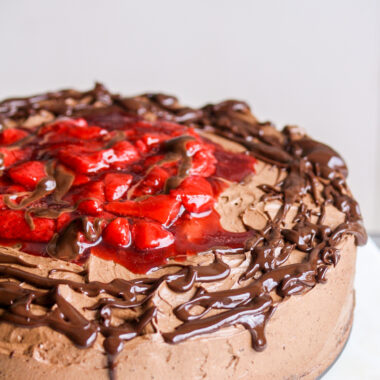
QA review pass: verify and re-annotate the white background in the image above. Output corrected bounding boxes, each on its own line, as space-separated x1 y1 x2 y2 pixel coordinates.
325 239 380 379
0 0 379 233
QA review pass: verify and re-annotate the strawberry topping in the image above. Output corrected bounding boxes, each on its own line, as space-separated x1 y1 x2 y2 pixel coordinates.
104 173 133 201
132 221 174 250
0 128 29 145
103 218 131 247
171 176 214 214
0 114 256 273
9 161 47 190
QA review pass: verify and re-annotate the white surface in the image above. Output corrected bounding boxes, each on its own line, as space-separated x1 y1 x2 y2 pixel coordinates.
324 238 380 379
0 0 379 232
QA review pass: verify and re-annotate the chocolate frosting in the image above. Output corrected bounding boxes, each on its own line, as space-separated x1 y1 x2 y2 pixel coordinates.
0 84 367 379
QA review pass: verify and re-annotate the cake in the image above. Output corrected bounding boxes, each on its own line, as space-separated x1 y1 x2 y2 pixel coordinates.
0 84 367 379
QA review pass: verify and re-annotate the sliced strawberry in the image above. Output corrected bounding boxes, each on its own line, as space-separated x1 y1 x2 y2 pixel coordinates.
177 216 204 244
73 173 91 186
105 194 181 226
134 133 171 153
58 141 139 174
40 118 107 142
0 210 55 242
0 129 28 145
143 154 165 168
68 181 105 216
135 139 148 153
140 195 181 225
133 166 169 197
0 147 32 169
111 141 140 168
8 161 47 189
103 217 130 247
185 139 203 156
58 147 113 174
104 173 133 201
39 118 88 135
171 176 214 213
105 199 138 217
189 149 217 177
132 221 174 250
79 199 104 215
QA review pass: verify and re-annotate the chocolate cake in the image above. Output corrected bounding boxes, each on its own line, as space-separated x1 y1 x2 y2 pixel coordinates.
0 84 367 379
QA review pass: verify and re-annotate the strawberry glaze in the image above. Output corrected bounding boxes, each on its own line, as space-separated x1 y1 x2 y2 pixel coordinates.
0 111 256 273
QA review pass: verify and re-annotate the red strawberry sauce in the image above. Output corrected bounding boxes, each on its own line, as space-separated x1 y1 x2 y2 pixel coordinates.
0 111 256 273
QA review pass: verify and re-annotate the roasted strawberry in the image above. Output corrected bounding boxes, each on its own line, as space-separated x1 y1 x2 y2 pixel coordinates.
0 128 28 145
103 217 130 246
0 210 55 242
105 194 181 226
171 176 214 213
132 220 174 250
133 166 169 197
8 161 47 189
104 173 133 201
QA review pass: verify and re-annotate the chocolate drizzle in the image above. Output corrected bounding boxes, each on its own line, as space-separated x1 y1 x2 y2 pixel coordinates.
163 135 195 191
0 84 367 379
47 217 103 261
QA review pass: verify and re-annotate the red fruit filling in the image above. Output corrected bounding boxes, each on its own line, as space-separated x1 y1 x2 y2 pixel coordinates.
104 173 133 201
0 128 29 145
103 217 131 247
9 161 47 190
132 221 174 250
0 112 256 273
171 176 214 213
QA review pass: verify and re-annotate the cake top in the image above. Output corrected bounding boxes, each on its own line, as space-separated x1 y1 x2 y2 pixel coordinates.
0 84 367 378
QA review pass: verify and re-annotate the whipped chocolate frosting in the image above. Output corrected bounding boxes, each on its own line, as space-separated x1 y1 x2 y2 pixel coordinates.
0 84 367 379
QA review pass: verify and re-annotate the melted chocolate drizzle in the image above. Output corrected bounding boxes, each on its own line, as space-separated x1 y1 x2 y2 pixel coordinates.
0 84 367 379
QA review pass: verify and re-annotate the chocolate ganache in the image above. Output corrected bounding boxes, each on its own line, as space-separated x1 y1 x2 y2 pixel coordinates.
0 84 367 379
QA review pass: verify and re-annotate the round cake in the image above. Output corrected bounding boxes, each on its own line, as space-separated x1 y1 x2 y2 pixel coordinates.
0 84 367 379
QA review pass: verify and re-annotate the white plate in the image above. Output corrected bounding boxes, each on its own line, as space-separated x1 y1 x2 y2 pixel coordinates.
324 238 380 379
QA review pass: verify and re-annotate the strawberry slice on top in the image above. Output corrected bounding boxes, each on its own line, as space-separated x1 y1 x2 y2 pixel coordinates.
8 161 47 190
